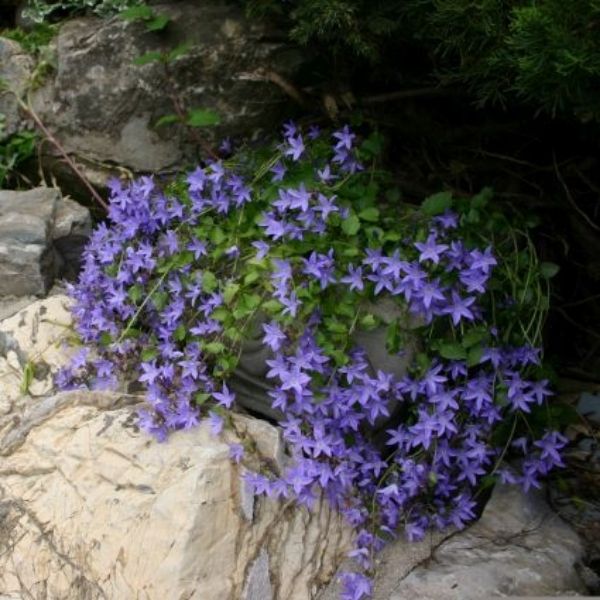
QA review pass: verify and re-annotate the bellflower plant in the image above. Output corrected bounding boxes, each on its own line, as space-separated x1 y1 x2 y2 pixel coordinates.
59 123 565 599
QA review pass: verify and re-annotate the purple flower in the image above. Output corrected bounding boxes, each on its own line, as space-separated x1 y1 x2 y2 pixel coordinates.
262 321 287 351
333 125 356 151
208 411 224 436
213 383 236 409
443 291 476 325
285 134 305 161
414 234 448 264
229 443 245 463
340 264 364 291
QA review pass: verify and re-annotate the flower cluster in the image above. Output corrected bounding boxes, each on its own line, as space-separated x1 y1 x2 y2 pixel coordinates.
59 123 565 600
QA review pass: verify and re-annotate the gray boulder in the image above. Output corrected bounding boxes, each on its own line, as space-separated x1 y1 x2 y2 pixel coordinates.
320 483 587 599
32 1 301 176
0 188 91 296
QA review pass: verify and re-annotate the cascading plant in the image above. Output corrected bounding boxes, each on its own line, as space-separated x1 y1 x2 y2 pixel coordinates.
58 122 566 600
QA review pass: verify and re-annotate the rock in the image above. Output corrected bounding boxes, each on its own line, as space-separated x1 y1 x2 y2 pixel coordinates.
32 1 302 180
577 391 600 426
0 295 352 599
0 188 91 296
0 37 32 141
0 389 352 599
321 483 586 599
0 295 75 412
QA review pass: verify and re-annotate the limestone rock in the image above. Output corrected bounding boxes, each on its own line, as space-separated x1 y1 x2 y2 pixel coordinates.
0 390 352 599
320 483 586 600
0 294 75 414
0 188 91 296
0 296 351 599
0 37 32 141
32 1 302 178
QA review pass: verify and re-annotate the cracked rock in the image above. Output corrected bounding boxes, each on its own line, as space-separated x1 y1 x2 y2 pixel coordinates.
0 297 352 599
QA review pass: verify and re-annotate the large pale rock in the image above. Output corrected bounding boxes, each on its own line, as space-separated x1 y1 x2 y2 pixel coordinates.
0 37 32 141
32 1 301 177
0 297 352 599
0 294 75 413
0 188 92 296
320 483 587 600
0 390 352 599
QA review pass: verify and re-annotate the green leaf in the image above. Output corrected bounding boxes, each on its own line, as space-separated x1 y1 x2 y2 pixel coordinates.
209 227 225 245
466 345 484 367
472 187 493 209
194 392 211 405
168 43 193 62
342 212 361 236
152 290 168 311
141 348 158 361
20 361 34 394
204 341 225 354
153 114 180 128
262 299 281 313
186 108 221 127
439 343 467 360
360 313 378 330
174 324 186 341
211 307 230 322
358 207 380 222
202 271 218 292
462 328 487 348
146 14 170 31
120 5 154 20
128 284 143 304
325 318 347 334
243 270 261 285
540 262 560 279
223 282 240 305
133 51 164 66
421 191 453 216
99 332 112 347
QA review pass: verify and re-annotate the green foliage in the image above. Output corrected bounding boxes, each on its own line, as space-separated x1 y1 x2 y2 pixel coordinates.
245 0 403 61
243 0 600 119
404 0 600 119
0 125 37 188
22 0 140 21
1 23 57 54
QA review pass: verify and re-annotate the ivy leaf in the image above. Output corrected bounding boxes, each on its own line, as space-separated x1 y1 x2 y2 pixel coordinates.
168 43 193 62
187 108 221 127
540 262 560 279
342 212 361 235
146 15 170 31
133 51 164 66
120 5 154 20
439 343 467 360
421 191 453 216
154 114 180 128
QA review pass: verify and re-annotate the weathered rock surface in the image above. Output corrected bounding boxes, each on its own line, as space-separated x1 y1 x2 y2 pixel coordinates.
0 294 75 409
32 1 301 178
0 297 351 599
0 389 351 599
320 483 587 600
0 37 32 141
0 188 91 296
